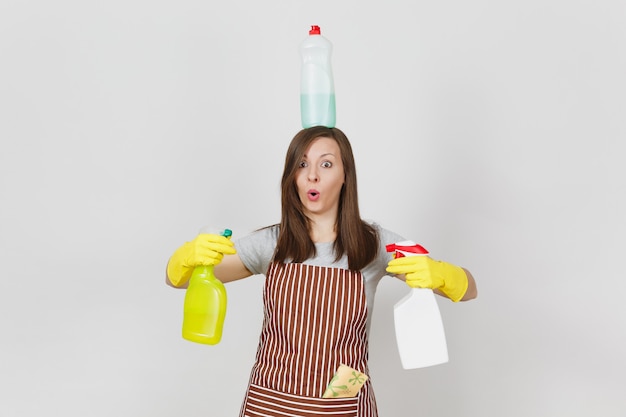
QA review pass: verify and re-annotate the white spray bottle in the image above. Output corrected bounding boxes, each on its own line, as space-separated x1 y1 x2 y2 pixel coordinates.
386 241 449 369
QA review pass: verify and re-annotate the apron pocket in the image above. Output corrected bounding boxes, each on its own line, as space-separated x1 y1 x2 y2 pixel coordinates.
243 383 359 417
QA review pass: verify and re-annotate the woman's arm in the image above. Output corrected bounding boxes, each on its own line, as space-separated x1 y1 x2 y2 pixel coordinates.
388 257 478 302
432 267 477 301
458 268 477 301
214 253 254 283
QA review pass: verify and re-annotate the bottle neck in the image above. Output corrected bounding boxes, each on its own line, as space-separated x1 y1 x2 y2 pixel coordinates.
195 264 214 272
191 264 215 281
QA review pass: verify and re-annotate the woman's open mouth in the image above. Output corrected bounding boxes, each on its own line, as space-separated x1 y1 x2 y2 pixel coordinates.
307 190 320 201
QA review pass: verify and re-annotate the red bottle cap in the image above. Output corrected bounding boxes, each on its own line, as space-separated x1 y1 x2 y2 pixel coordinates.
309 25 321 35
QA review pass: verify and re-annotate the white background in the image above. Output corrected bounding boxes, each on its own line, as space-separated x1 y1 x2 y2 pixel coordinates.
1 1 625 416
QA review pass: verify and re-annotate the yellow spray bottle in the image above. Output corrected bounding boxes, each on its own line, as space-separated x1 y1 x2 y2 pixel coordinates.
182 228 231 345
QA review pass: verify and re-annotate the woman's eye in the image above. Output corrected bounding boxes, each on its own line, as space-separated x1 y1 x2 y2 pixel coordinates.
321 161 332 168
299 161 308 168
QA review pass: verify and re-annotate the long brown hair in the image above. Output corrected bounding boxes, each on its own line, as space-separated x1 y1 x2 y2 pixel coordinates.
273 126 378 271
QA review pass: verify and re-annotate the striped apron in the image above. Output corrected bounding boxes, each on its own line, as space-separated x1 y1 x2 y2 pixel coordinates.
239 262 378 417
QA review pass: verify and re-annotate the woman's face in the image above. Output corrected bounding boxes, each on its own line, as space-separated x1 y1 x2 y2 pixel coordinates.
295 137 345 219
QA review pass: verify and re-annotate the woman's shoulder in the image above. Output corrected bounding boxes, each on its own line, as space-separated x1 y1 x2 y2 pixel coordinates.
233 224 279 275
364 220 405 245
238 224 280 244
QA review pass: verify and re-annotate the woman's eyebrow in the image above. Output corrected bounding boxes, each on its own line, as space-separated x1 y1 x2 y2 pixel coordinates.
303 152 336 158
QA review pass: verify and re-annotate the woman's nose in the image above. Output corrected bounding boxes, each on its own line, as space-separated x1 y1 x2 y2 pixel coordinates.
307 167 319 182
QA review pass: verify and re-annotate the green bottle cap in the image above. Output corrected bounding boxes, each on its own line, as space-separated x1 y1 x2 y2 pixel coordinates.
222 229 232 238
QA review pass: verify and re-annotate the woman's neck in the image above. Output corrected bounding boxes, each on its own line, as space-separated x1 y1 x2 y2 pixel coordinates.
308 216 337 243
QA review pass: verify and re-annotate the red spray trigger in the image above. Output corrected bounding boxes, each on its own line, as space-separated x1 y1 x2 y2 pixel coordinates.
386 242 429 258
309 25 321 35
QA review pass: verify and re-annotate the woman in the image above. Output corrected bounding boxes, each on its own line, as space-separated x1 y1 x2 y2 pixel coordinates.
166 126 477 417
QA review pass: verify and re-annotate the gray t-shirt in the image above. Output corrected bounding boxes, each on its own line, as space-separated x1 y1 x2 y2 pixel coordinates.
234 223 405 331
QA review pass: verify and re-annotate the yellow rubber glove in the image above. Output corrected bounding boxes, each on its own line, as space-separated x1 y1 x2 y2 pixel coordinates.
167 233 236 287
386 256 469 302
